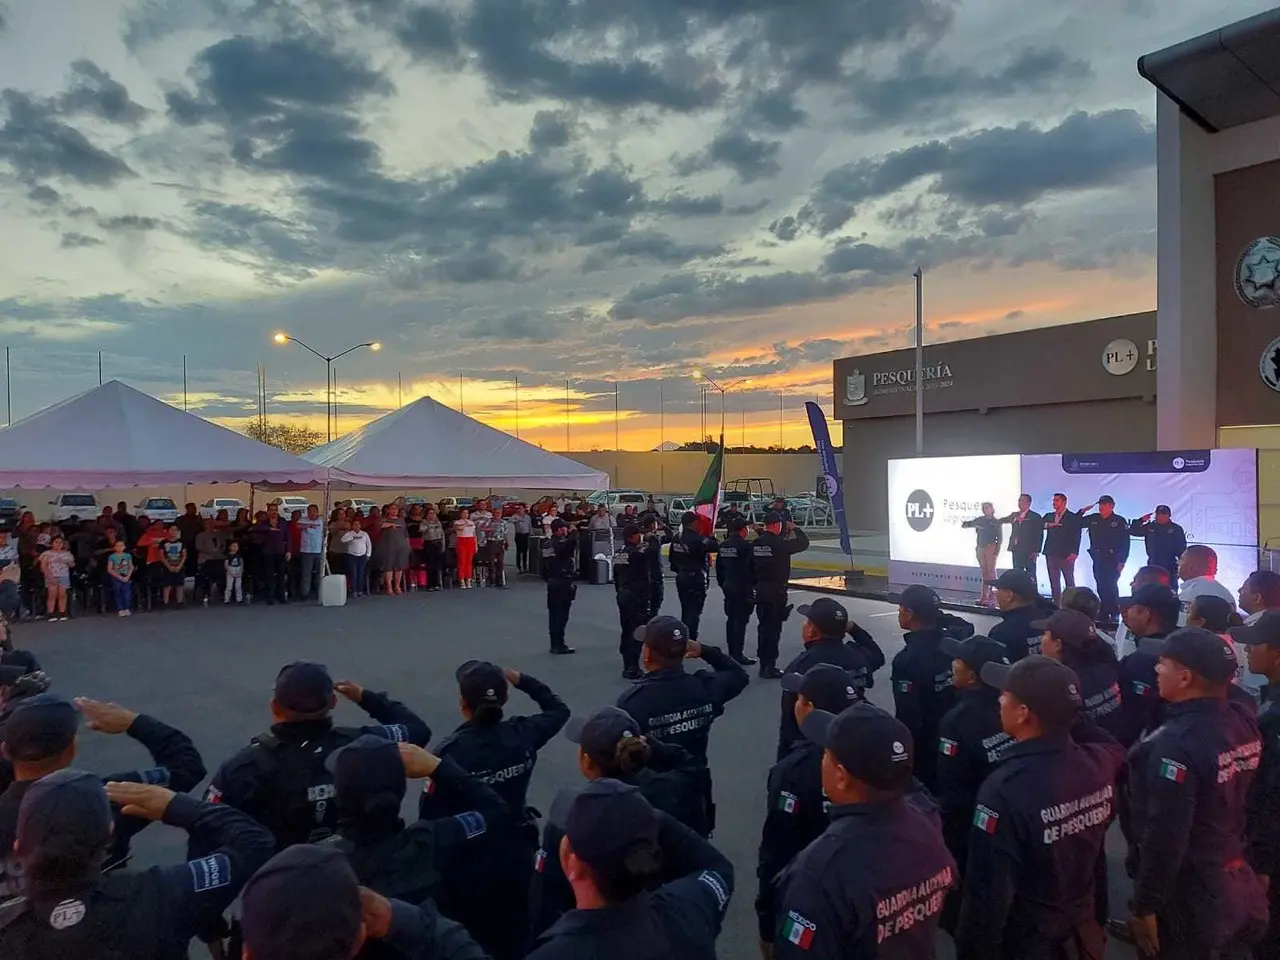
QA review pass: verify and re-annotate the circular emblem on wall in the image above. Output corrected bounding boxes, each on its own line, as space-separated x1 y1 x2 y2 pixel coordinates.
1261 337 1280 392
1102 339 1139 375
1236 237 1280 310
905 489 934 532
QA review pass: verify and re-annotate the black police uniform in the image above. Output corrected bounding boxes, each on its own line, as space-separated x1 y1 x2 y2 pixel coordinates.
753 525 811 670
756 738 827 941
891 628 962 792
714 529 754 661
1128 696 1268 958
0 793 274 960
988 601 1055 662
525 813 734 960
1248 679 1280 960
643 527 668 618
0 711 206 896
614 538 650 674
935 684 1013 874
669 528 718 641
773 794 956 959
1081 510 1130 619
1130 517 1187 587
1071 656 1126 743
197 690 430 851
956 720 1124 960
1116 637 1165 749
423 673 569 960
998 510 1044 575
542 534 578 653
775 628 884 761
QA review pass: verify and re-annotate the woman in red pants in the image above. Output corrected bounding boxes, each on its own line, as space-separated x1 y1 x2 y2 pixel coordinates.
453 508 478 589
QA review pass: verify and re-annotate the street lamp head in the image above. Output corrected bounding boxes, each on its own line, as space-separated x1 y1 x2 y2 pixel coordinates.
273 332 288 344
370 342 382 352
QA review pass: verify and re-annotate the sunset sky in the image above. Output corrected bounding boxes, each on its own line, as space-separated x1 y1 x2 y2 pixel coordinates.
0 0 1266 451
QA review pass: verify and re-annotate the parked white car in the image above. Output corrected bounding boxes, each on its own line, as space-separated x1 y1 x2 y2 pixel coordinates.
269 496 314 517
135 497 180 523
199 498 247 519
345 498 378 513
586 490 650 520
49 493 99 522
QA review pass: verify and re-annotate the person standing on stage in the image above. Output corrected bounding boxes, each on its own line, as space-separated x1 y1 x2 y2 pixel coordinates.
541 519 578 656
1079 495 1130 622
669 512 718 642
613 525 650 680
1130 505 1187 591
998 494 1043 578
715 517 757 666
1042 493 1085 603
961 503 1002 606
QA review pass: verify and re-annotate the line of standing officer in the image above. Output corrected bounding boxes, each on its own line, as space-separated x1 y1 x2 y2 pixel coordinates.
541 518 578 655
613 524 651 680
1079 496 1130 622
642 517 669 620
669 512 718 642
752 512 810 680
1129 505 1187 591
715 516 757 665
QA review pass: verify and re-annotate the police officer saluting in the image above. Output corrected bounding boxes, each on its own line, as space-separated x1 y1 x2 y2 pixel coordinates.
0 768 274 957
753 511 811 680
957 656 1124 960
1127 628 1268 959
1130 505 1187 591
542 518 578 655
1079 495 1130 622
614 524 650 680
669 512 718 642
776 598 884 760
773 703 956 958
715 516 756 665
643 517 668 619
758 665 861 953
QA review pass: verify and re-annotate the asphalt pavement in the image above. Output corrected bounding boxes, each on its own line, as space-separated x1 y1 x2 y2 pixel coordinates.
20 576 1138 959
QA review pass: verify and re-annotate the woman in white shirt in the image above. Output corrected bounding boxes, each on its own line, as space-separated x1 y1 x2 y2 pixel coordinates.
453 508 478 589
341 519 372 597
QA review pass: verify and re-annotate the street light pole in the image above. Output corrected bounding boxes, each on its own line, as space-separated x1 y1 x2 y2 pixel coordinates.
273 334 381 442
914 267 924 456
514 378 520 439
697 374 750 454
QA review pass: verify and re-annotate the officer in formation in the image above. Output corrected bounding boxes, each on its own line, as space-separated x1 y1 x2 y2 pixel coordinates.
642 517 668 620
1130 505 1187 591
751 512 811 680
541 518 578 656
1116 583 1181 748
775 597 884 760
987 570 1054 661
714 516 757 665
668 512 718 641
1035 608 1126 742
1079 495 1130 621
613 524 651 680
757 664 861 951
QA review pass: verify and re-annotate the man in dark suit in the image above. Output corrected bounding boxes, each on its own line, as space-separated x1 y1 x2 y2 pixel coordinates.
998 494 1043 578
1041 492 1084 603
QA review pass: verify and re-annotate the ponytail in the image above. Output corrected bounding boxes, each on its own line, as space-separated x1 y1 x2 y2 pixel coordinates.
472 703 505 726
612 735 652 776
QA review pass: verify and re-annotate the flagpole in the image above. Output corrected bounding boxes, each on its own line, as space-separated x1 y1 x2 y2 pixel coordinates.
914 266 924 456
564 379 570 452
514 377 520 438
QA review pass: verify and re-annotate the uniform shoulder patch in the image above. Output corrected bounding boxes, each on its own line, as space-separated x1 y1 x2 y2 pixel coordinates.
534 849 547 873
698 870 730 912
777 791 798 814
204 784 223 804
782 911 816 949
1158 758 1188 783
453 811 486 839
894 680 914 693
188 854 232 893
938 738 959 757
376 724 409 742
973 804 1000 834
137 766 170 786
48 899 85 930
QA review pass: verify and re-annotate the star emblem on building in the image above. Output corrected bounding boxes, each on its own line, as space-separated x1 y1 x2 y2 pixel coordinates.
1236 237 1280 309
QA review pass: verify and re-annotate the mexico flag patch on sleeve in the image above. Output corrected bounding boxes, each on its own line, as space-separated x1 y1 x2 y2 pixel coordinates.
1158 758 1188 783
973 804 999 834
783 911 816 949
938 738 959 757
778 791 798 814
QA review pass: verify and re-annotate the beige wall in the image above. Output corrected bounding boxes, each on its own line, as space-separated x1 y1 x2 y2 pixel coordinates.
1219 426 1280 546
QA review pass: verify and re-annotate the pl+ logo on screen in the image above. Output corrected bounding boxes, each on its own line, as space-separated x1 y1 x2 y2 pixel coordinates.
906 490 934 532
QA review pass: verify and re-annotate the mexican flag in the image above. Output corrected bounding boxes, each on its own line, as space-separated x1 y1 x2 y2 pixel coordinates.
692 439 724 536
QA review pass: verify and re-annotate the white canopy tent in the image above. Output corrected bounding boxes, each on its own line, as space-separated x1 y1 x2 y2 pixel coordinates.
302 395 609 490
0 380 326 489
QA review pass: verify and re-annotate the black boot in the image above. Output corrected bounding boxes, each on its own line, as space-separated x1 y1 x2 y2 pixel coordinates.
550 644 577 655
758 664 783 680
732 653 758 666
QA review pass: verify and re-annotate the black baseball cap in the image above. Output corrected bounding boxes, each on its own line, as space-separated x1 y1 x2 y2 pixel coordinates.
550 518 569 532
242 845 363 960
548 778 660 876
1141 627 1239 685
1155 505 1171 516
1230 610 1280 647
456 660 509 707
726 516 747 533
0 664 26 687
1121 584 1181 628
621 523 641 539
801 702 914 791
564 706 641 764
634 615 689 658
16 768 112 859
273 661 334 713
764 511 784 525
1030 609 1100 649
796 597 849 637
994 570 1037 599
325 734 406 814
899 584 941 614
2 648 41 674
4 693 79 761
981 655 1082 728
780 664 863 712
940 634 1010 674
1098 495 1115 506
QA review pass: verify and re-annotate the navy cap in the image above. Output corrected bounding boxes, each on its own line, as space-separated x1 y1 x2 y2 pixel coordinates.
1030 609 1100 649
981 655 1082 728
1098 495 1115 506
548 778 660 876
796 597 848 637
325 734 406 814
1121 584 1181 628
1231 610 1280 647
4 693 79 762
940 634 1011 675
780 664 863 712
994 570 1038 599
1155 504 1172 516
273 661 334 714
1 648 41 674
0 664 25 687
1141 627 1239 685
802 703 914 791
17 768 112 856
634 615 689 658
621 523 641 539
550 518 569 532
456 660 509 707
899 584 941 614
564 706 641 764
241 845 363 960
764 511 784 525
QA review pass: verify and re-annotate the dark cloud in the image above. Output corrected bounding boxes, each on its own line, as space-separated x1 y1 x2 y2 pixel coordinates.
744 90 807 132
649 193 723 217
528 109 574 150
390 246 524 287
468 307 594 342
609 270 853 325
582 230 723 271
60 232 104 249
678 130 782 183
187 201 323 271
821 241 911 276
99 214 163 231
59 60 149 126
27 184 61 206
0 90 135 186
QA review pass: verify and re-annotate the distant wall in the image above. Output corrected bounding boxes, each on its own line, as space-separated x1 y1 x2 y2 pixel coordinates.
1219 426 1280 548
548 451 824 497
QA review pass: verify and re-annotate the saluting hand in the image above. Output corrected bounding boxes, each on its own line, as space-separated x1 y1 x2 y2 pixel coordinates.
75 697 138 735
105 781 175 820
398 742 442 778
334 680 364 703
503 668 522 686
684 641 703 660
